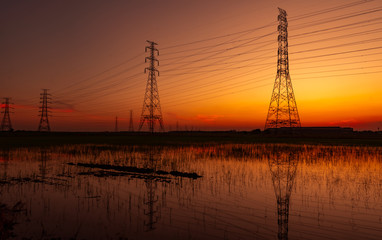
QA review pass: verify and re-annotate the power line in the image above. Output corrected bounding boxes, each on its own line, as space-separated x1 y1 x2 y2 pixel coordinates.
161 21 276 50
71 47 382 113
49 4 382 106
163 70 382 109
288 0 375 21
161 17 382 68
160 15 382 63
87 64 382 115
159 26 382 75
54 63 144 98
160 0 374 50
157 41 382 93
33 2 382 120
52 52 144 95
65 42 382 112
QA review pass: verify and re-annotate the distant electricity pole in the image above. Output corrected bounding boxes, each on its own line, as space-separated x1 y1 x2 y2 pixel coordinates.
115 116 118 132
129 110 134 132
139 40 164 133
265 8 301 129
38 89 51 132
1 97 13 131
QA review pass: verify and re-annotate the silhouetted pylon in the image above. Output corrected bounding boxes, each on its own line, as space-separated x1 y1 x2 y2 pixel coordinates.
139 40 164 133
268 151 298 240
1 98 13 131
115 116 118 132
129 110 134 132
38 89 51 132
265 8 301 129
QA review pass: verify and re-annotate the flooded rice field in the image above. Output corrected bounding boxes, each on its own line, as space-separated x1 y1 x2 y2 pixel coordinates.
0 144 381 239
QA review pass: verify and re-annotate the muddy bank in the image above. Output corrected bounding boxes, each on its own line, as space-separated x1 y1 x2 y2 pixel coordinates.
68 162 202 179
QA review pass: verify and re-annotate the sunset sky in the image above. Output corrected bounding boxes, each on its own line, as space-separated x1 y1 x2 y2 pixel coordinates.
1 0 381 131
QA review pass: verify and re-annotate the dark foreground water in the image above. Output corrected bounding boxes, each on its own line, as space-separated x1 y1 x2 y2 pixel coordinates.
0 144 381 239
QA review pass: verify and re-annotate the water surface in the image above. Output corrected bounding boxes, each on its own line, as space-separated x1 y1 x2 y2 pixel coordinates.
0 144 381 239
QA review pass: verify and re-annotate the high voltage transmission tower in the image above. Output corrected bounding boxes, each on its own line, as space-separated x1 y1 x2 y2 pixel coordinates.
139 40 164 133
265 8 301 129
129 110 134 132
115 116 118 132
38 89 51 132
1 98 13 131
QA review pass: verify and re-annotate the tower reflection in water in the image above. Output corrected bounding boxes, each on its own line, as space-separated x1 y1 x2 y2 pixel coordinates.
143 147 162 231
268 151 299 240
39 148 51 180
0 148 10 180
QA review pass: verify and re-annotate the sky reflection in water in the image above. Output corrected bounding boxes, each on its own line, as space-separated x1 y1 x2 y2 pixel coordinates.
0 144 381 239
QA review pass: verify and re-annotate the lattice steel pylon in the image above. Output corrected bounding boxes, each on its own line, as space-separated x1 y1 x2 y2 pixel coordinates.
139 40 164 133
38 89 51 132
129 110 134 132
268 151 299 240
115 116 118 132
1 98 13 131
265 8 301 129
